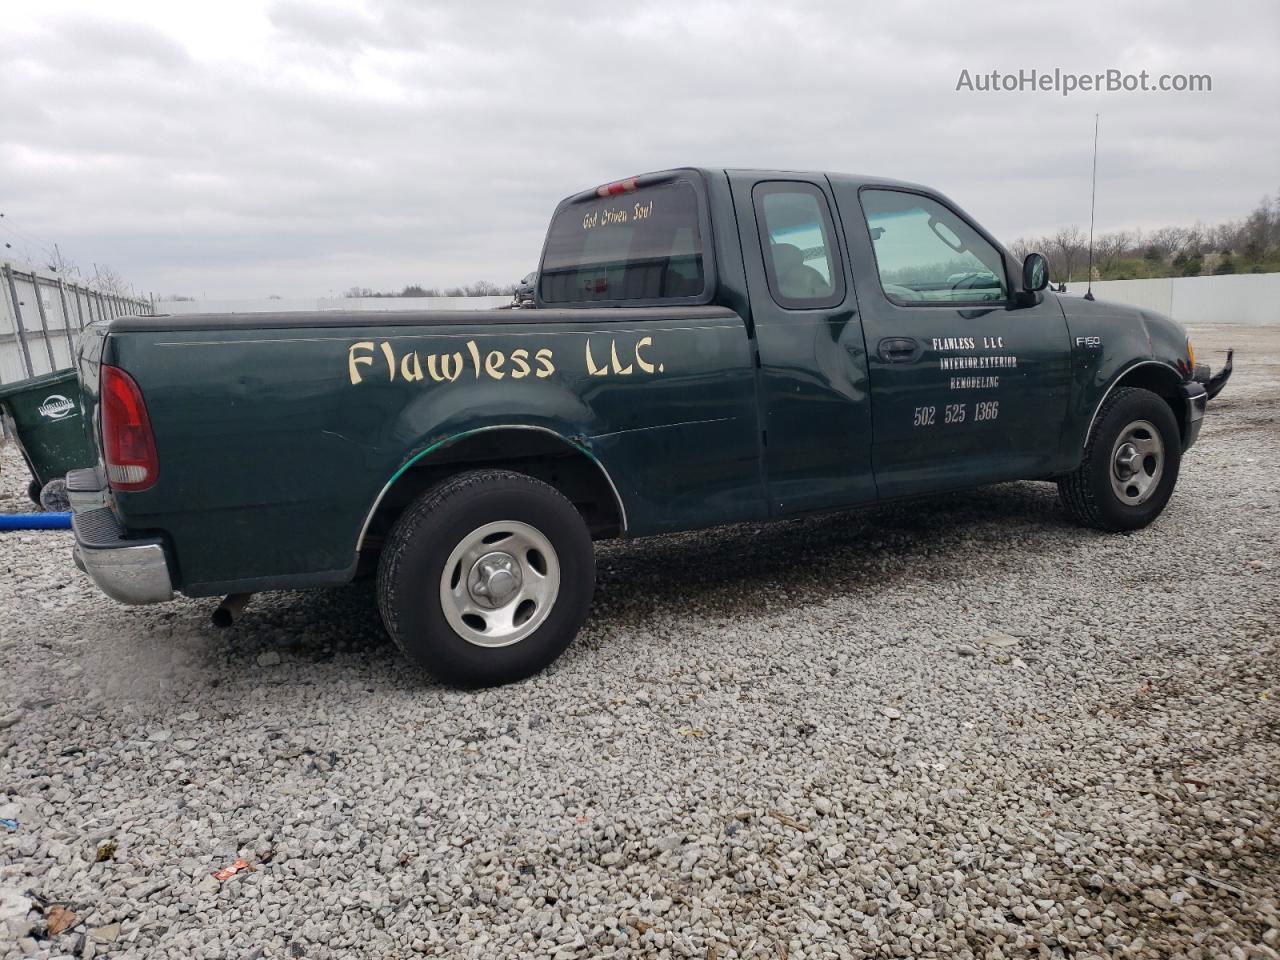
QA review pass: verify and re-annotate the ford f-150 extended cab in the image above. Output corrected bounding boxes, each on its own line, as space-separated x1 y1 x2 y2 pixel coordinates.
69 168 1231 686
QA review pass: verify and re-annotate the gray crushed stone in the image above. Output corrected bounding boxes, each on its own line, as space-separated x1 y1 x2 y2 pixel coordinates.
1 323 1276 959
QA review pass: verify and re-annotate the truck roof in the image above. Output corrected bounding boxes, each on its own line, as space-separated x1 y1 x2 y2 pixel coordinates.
564 167 937 206
718 167 934 195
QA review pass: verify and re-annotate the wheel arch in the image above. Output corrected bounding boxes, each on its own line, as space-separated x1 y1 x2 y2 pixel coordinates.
1082 360 1188 449
356 425 626 560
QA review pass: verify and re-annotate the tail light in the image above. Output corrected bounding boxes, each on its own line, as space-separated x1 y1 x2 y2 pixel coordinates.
101 364 158 491
595 177 639 197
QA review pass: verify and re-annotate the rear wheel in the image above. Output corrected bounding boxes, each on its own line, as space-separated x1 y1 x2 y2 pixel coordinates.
1058 386 1182 531
377 469 594 686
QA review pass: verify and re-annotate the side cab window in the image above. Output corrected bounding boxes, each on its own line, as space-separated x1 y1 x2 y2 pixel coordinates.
860 189 1009 305
753 182 845 309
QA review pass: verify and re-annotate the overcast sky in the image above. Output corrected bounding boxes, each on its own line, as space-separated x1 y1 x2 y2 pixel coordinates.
2 0 1277 299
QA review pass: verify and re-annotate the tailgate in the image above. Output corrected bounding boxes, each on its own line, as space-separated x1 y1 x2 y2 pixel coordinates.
75 320 110 465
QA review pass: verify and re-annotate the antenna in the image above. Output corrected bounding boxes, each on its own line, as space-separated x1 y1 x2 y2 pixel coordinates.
1084 113 1099 300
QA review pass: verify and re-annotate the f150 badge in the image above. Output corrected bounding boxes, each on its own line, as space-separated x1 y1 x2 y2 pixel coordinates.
1076 336 1102 348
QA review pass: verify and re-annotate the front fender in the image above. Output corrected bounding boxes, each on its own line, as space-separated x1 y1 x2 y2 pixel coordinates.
1054 294 1189 458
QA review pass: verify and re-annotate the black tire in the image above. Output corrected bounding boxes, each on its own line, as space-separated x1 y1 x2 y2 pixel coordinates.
377 469 595 687
1058 386 1182 531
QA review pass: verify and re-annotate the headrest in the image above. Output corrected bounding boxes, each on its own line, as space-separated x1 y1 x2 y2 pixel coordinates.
771 242 805 273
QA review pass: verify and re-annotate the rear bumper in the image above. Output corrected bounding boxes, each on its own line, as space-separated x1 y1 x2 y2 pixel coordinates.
66 466 109 511
70 495 174 605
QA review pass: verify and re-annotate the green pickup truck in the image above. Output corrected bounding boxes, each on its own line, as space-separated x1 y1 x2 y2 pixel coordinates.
69 168 1230 686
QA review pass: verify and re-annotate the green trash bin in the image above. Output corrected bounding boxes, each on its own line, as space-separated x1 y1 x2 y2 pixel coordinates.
0 368 95 511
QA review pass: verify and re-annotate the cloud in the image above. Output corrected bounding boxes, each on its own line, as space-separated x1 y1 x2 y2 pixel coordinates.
57 17 191 67
0 0 1276 297
267 1 381 51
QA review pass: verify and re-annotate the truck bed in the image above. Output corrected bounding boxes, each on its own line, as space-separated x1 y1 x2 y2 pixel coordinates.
85 305 763 595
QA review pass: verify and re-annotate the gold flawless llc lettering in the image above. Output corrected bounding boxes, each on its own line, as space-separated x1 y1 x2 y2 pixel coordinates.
347 336 663 386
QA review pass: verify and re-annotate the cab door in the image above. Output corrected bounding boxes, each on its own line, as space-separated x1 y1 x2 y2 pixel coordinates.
830 183 1071 499
729 173 876 516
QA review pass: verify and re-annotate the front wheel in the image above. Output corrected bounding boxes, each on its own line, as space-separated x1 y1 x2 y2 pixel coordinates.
377 469 595 687
1058 386 1182 531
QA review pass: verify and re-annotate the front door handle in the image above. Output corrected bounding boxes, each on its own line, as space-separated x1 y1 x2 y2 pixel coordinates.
878 337 920 363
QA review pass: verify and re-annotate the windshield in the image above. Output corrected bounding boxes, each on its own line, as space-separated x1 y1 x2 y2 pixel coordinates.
540 179 705 304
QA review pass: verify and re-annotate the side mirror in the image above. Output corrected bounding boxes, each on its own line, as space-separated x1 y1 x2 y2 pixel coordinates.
1022 253 1049 292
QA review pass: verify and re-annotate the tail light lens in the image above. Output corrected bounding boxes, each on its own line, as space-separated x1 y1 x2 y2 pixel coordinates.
595 177 639 197
101 364 158 491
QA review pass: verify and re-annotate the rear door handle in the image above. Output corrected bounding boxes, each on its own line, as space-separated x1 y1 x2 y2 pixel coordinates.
877 337 920 363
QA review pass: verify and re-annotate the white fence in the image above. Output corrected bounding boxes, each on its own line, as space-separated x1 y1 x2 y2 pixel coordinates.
171 277 1272 325
8 264 1272 387
1069 273 1280 325
0 262 154 385
157 295 514 315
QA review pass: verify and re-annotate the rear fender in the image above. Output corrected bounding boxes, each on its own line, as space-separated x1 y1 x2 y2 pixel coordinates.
355 423 628 556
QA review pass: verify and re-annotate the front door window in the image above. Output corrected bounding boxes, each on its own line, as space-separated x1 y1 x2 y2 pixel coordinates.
861 189 1008 305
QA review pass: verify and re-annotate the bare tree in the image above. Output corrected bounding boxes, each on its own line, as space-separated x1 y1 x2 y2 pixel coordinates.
1147 226 1190 260
91 263 133 297
46 243 81 280
1008 237 1035 263
1240 193 1278 260
1048 226 1087 282
1012 191 1280 281
1209 220 1241 254
1095 231 1129 272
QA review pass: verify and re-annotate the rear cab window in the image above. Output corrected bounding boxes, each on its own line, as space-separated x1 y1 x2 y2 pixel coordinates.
753 181 845 309
540 173 710 306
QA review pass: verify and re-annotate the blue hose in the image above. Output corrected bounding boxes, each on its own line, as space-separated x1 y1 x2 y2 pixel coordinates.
0 513 72 530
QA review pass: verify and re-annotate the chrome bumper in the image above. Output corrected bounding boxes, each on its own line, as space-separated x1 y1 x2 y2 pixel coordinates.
1182 381 1208 452
66 466 110 512
70 492 174 605
73 540 173 605
1197 348 1233 401
1185 347 1231 455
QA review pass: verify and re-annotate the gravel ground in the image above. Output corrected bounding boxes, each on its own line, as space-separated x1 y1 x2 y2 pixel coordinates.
1 323 1277 959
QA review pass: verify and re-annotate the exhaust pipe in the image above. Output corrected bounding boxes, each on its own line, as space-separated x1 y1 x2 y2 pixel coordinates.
212 592 253 628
